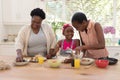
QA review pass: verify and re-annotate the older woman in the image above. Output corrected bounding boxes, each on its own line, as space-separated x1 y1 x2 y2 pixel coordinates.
71 12 108 59
15 8 56 62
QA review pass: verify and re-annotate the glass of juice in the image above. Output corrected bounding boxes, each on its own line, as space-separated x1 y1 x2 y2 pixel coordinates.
74 59 80 68
38 56 44 64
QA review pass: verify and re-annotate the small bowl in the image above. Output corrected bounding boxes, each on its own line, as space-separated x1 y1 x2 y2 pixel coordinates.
48 60 61 68
98 57 118 65
95 60 109 68
80 58 95 65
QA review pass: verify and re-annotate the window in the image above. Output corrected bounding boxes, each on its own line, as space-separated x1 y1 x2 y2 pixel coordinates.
46 0 120 46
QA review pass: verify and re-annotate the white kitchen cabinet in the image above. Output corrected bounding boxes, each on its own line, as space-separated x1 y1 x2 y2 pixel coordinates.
0 0 2 23
0 43 16 56
2 0 46 25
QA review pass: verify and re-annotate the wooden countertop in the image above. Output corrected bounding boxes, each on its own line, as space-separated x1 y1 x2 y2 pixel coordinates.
0 56 120 80
0 42 15 45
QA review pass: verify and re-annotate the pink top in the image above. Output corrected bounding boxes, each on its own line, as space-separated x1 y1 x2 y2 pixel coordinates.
80 20 108 58
60 39 76 50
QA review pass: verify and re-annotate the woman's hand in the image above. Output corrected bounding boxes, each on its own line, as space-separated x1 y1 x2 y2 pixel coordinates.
46 54 52 59
16 49 23 62
64 58 73 63
75 46 83 51
16 54 23 62
75 46 87 51
46 53 56 59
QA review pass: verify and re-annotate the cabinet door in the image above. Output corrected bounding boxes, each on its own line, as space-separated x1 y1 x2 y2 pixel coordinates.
2 0 42 25
0 45 16 56
2 0 21 24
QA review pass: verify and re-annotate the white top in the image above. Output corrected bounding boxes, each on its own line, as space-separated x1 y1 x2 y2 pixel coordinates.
15 23 56 56
27 28 47 57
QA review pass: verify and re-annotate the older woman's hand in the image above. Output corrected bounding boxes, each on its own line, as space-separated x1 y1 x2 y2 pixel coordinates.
16 55 23 62
16 49 23 62
46 54 52 59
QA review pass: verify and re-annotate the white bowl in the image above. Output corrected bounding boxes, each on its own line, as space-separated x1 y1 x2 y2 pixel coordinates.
80 58 95 65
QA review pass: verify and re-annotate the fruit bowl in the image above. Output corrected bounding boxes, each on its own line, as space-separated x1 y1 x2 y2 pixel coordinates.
98 57 118 65
80 58 95 65
48 60 61 68
95 59 109 68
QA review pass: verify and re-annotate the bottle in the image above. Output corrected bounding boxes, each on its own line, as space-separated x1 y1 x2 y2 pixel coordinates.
71 51 80 68
118 39 120 45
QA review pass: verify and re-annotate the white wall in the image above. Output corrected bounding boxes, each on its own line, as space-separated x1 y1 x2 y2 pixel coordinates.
0 0 2 40
1 0 46 41
0 0 2 23
0 0 6 42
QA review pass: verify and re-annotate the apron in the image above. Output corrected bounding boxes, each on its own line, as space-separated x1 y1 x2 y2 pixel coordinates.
60 40 74 57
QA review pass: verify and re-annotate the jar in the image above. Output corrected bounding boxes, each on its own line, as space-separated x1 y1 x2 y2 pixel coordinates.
118 39 120 45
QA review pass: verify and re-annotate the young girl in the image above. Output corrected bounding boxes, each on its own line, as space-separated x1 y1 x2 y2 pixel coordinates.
52 24 80 63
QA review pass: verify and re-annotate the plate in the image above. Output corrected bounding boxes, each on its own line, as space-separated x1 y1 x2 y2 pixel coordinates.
57 56 70 62
80 58 95 65
31 56 46 63
23 56 46 63
13 61 29 66
23 57 32 62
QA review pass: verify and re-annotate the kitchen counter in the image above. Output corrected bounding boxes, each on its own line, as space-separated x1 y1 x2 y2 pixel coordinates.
0 43 16 55
0 44 120 57
0 42 15 45
0 55 120 80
